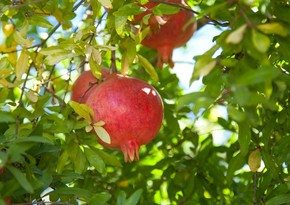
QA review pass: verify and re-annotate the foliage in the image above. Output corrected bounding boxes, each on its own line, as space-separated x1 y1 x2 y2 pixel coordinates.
0 0 289 204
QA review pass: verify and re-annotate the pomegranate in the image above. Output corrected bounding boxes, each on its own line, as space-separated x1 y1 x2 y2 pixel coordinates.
86 74 163 162
134 0 196 68
71 69 110 103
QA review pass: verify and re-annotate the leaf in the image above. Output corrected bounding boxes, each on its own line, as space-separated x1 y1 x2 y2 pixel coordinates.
113 3 144 16
90 192 112 205
49 187 93 200
25 90 38 102
121 38 136 74
16 50 29 80
14 136 53 144
98 0 112 9
0 111 15 123
238 121 251 156
94 149 122 167
6 165 34 193
266 194 290 205
45 51 78 65
226 153 246 184
236 65 280 85
227 106 247 122
192 56 216 79
69 101 94 121
226 24 247 44
84 147 106 174
94 124 111 144
152 4 179 15
116 191 127 205
125 189 143 205
115 16 128 36
137 54 158 81
257 23 288 37
28 15 53 28
56 150 69 174
0 152 8 168
40 47 65 55
74 148 87 174
251 29 270 53
13 31 31 47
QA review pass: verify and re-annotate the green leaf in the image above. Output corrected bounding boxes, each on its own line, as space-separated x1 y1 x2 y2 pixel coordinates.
137 54 158 81
0 111 15 123
6 165 34 193
227 106 247 122
236 65 280 85
28 15 53 28
69 101 94 121
125 189 143 205
14 136 53 144
226 153 246 184
116 191 126 205
56 150 69 174
49 187 93 200
84 147 106 174
152 4 179 15
238 121 251 156
74 147 87 174
121 38 136 74
115 15 128 36
90 192 112 205
45 51 78 65
94 149 122 167
113 3 144 16
257 23 288 37
251 29 270 53
266 194 290 205
0 152 8 168
192 55 217 80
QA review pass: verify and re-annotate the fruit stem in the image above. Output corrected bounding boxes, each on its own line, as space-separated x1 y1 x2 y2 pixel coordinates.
121 140 140 162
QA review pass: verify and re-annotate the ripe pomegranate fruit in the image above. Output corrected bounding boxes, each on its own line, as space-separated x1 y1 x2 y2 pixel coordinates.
86 74 163 162
71 69 110 103
134 0 196 68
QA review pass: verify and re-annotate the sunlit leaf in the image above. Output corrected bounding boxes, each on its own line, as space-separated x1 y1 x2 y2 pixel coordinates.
251 29 270 53
68 101 94 121
98 0 112 9
226 24 247 44
16 50 29 80
137 54 158 81
257 22 288 37
93 124 111 144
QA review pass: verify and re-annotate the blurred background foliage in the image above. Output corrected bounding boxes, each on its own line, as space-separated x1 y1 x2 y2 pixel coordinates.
0 0 289 204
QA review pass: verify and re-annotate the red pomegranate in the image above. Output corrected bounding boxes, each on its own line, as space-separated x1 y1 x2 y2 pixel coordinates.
134 0 196 68
71 69 110 103
86 74 163 162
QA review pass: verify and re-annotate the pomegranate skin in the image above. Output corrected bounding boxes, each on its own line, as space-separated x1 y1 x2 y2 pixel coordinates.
86 74 163 162
71 69 110 103
135 0 196 68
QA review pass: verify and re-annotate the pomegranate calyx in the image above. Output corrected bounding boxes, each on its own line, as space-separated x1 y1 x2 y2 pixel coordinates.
121 139 140 162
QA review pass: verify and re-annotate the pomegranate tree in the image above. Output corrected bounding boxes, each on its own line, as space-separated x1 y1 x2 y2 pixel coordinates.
134 0 196 68
71 69 110 103
86 74 163 162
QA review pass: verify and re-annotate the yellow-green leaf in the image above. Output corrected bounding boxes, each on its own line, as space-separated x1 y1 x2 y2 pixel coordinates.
251 29 270 53
13 31 31 47
16 50 29 80
137 54 158 81
25 90 38 102
257 22 288 37
98 0 112 9
69 101 94 121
